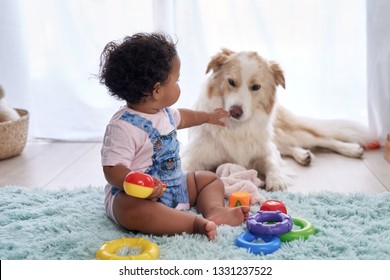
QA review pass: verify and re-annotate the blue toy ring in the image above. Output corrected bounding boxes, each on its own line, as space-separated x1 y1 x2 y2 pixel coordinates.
247 210 293 236
235 232 281 255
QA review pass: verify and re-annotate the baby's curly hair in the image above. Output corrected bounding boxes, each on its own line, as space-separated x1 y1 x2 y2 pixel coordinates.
99 32 177 104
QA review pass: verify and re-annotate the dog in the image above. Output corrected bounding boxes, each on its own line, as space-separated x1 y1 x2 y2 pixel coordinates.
181 48 374 191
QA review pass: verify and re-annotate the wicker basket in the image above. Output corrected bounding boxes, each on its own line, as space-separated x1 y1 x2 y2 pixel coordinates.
0 109 29 160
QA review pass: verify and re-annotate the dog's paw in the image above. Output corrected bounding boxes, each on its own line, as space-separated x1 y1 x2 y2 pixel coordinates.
265 175 287 191
339 143 364 158
293 149 312 166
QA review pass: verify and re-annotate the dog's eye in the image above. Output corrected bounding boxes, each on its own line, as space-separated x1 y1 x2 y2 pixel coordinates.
251 84 261 91
228 79 236 87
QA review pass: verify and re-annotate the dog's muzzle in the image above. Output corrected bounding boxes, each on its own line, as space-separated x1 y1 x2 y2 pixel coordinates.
229 105 243 119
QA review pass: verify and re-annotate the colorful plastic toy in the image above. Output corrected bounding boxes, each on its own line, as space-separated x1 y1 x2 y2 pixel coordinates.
364 140 380 150
229 191 252 207
247 210 293 236
279 217 315 242
123 171 166 198
96 238 159 260
235 232 281 255
260 200 287 214
235 199 316 255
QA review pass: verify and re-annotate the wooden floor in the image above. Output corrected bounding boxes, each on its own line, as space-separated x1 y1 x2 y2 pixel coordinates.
1 139 389 193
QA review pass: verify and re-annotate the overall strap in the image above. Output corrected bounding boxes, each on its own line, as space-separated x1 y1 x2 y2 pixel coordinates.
119 111 160 139
164 108 176 128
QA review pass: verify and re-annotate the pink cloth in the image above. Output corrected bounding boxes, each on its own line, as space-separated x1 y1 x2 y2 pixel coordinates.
216 163 267 205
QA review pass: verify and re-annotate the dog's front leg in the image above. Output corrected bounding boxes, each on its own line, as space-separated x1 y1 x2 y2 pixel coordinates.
264 165 288 191
250 147 287 191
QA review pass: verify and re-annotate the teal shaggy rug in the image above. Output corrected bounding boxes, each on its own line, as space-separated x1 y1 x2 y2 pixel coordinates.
1 186 389 260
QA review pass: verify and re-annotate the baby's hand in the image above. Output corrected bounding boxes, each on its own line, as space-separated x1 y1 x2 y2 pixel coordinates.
208 108 229 126
147 177 166 199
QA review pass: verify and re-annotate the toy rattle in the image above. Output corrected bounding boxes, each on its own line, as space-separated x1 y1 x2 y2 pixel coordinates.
235 232 281 255
96 237 159 260
123 171 166 198
229 191 252 207
247 210 293 236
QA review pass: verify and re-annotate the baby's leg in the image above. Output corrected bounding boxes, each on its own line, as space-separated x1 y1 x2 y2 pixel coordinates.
113 192 217 240
187 171 250 226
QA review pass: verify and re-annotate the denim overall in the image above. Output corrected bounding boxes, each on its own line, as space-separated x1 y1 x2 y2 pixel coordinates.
118 108 188 209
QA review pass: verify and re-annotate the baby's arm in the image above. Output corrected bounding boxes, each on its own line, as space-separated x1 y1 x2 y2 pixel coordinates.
177 108 229 129
103 165 131 190
103 165 164 199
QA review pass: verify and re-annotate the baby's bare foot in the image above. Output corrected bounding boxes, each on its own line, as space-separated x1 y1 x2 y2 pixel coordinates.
193 216 217 240
207 206 250 226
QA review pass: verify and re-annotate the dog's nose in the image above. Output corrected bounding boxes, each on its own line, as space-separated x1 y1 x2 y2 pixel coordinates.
229 105 243 119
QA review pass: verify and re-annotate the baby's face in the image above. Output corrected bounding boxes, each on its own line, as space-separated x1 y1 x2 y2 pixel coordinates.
157 56 181 108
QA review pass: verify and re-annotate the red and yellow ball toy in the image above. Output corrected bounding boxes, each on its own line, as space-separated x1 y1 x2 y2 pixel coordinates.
123 171 166 198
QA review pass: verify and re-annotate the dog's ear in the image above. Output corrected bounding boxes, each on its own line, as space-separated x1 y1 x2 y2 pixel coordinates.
270 62 285 89
206 48 234 74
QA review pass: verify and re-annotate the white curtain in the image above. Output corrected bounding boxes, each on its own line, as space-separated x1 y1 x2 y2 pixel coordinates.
367 0 390 144
1 0 385 145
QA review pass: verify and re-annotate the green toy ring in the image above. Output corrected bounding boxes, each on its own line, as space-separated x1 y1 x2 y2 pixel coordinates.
279 217 315 242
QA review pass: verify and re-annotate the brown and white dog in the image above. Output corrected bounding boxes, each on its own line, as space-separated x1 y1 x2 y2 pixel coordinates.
181 48 374 191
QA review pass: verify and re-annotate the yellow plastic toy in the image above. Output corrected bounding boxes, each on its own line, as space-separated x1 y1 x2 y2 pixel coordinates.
229 191 252 207
96 238 159 260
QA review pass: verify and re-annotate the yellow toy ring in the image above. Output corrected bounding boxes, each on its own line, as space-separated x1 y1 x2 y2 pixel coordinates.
96 238 159 260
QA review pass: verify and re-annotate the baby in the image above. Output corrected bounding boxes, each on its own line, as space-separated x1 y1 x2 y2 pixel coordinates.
99 32 249 240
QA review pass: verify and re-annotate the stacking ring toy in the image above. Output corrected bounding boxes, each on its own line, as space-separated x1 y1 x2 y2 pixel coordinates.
260 199 287 214
235 232 281 255
96 238 159 260
247 210 293 236
279 217 316 242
